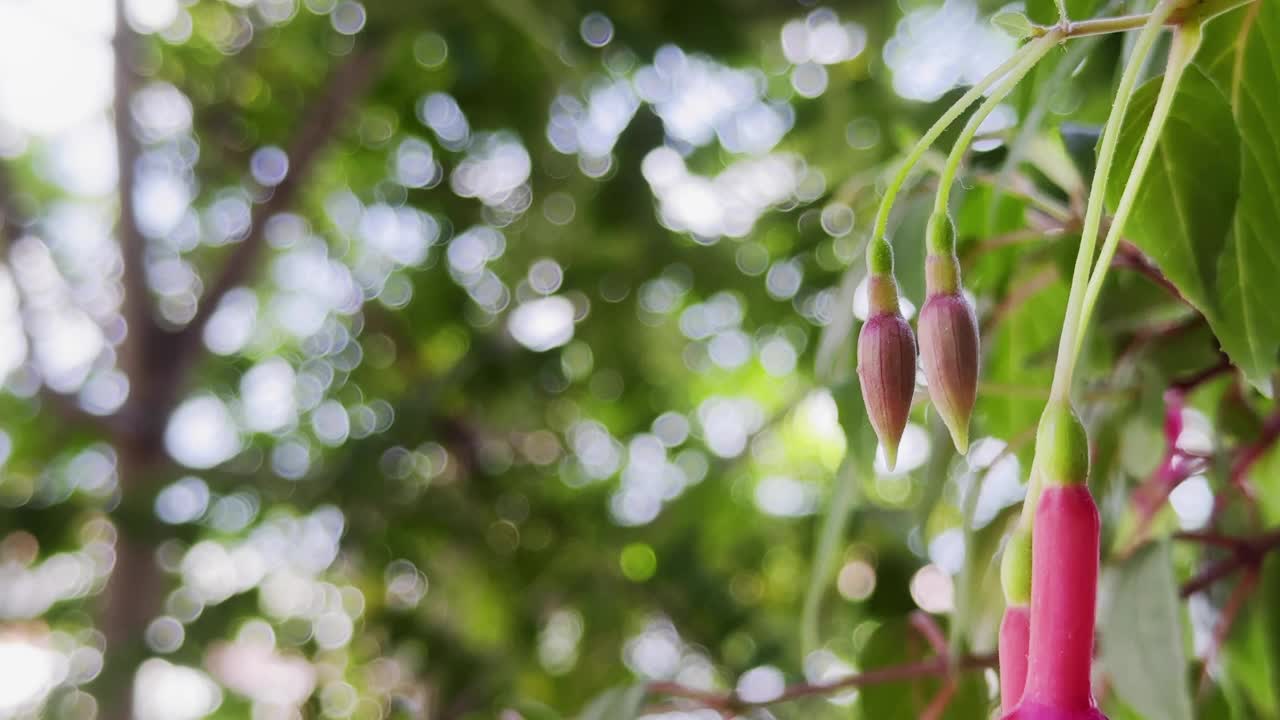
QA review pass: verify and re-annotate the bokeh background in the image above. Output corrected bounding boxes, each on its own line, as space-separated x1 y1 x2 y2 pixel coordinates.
0 0 1274 718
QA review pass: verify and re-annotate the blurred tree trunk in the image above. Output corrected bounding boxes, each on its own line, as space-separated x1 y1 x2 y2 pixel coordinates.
98 449 163 720
93 8 385 715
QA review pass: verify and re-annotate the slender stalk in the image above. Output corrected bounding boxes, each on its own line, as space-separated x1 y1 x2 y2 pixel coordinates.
991 3 1117 230
868 40 1046 274
928 30 1063 255
1030 0 1255 38
950 453 987 660
1045 0 1175 406
1032 12 1167 38
800 459 858 655
1075 23 1204 360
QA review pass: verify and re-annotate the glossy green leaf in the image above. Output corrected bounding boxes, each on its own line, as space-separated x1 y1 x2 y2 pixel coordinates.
1100 543 1194 720
1212 0 1280 394
1196 4 1253 91
1105 66 1240 323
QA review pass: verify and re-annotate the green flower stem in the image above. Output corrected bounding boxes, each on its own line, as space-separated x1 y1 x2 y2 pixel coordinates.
1029 1 1256 40
927 30 1063 257
867 39 1047 276
1031 12 1168 38
801 459 859 655
1045 0 1176 406
1074 22 1203 358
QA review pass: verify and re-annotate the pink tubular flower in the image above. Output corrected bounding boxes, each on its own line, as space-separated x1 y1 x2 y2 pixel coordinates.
1002 484 1106 720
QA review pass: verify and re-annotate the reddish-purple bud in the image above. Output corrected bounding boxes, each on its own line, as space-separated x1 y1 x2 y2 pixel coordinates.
920 256 979 453
857 277 917 470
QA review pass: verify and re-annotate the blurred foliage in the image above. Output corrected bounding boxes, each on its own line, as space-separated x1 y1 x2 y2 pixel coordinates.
0 0 1278 719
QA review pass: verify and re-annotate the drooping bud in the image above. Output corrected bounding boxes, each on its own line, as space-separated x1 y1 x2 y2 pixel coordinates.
1000 525 1033 713
1002 484 1105 720
999 605 1030 715
1000 528 1032 607
920 256 979 453
857 275 917 470
1035 403 1090 487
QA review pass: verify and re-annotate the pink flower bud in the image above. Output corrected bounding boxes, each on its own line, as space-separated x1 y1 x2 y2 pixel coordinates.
1001 703 1108 720
1000 605 1030 714
919 290 979 454
857 307 917 470
1002 484 1104 720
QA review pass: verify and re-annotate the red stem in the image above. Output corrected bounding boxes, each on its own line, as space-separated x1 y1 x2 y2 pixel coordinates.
1179 528 1280 598
921 678 958 720
1198 568 1258 694
1113 241 1186 301
910 610 950 657
1232 411 1280 488
1170 354 1232 393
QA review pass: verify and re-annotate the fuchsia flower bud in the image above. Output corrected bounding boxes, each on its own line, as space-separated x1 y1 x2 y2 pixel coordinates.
1002 484 1105 720
1000 525 1033 713
857 275 917 470
919 254 979 453
1000 605 1031 715
1003 406 1103 719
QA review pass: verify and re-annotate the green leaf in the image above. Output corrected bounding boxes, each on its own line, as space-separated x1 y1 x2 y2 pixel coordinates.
1100 543 1194 720
974 266 1067 465
576 684 647 720
858 618 990 719
1210 0 1280 394
993 10 1034 39
1196 4 1254 92
1105 65 1240 322
1252 442 1280 525
1220 554 1280 719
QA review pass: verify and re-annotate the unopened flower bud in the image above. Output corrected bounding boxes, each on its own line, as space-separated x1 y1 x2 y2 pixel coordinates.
919 258 979 453
1000 528 1033 606
1003 484 1104 720
1000 605 1030 714
1036 403 1090 487
857 279 917 470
